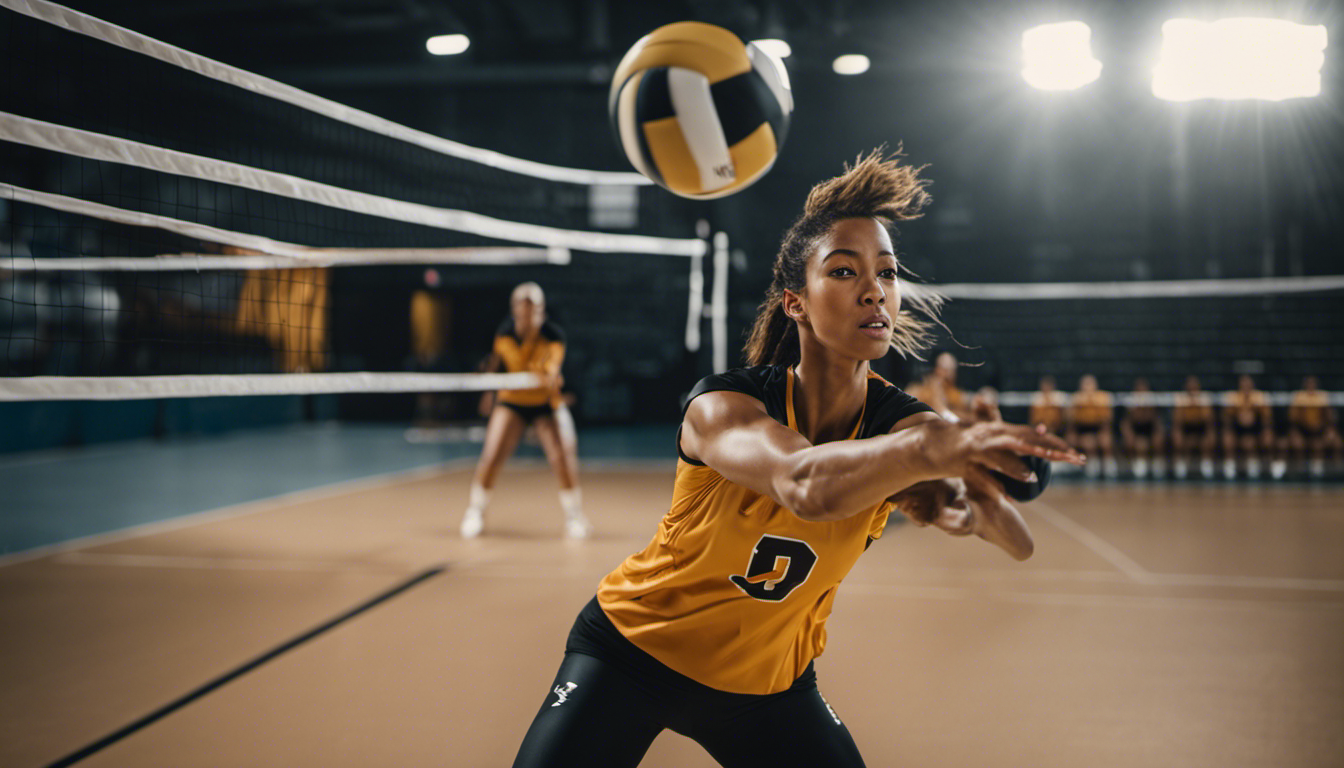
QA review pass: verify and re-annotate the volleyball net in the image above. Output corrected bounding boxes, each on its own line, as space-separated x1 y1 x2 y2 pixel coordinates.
904 276 1344 411
1 0 719 411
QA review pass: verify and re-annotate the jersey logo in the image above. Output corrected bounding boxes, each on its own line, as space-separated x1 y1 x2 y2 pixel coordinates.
729 535 818 602
550 681 578 707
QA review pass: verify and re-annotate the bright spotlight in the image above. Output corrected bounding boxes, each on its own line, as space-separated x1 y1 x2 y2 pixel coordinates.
1021 21 1102 91
833 54 870 75
426 34 470 56
1152 18 1327 101
751 38 792 59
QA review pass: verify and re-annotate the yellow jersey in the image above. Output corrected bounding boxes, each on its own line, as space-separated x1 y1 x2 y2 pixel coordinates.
1070 390 1113 427
597 364 932 694
493 318 564 407
1289 390 1332 432
1174 391 1214 426
1029 391 1067 433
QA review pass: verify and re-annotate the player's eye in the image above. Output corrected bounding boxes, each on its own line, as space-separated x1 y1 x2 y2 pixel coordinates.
879 268 898 280
829 266 856 277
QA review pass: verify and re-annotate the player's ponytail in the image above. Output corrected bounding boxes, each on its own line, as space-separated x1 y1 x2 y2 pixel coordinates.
743 147 944 366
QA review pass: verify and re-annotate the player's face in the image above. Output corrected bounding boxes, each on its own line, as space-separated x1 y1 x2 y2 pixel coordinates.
795 217 900 361
511 296 542 335
935 352 957 382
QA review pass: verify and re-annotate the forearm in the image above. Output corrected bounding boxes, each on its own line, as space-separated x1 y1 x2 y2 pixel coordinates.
782 420 956 521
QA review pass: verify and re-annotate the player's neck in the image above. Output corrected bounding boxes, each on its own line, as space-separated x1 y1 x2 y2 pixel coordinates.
791 354 868 444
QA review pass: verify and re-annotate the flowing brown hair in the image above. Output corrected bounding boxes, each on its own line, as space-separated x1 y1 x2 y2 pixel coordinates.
743 147 944 366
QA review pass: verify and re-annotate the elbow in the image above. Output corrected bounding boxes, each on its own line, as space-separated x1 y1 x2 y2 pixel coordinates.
1005 531 1035 561
779 467 851 522
780 477 830 521
1011 537 1035 561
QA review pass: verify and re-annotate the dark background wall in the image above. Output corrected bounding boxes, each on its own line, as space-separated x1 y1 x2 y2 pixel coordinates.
2 0 1341 450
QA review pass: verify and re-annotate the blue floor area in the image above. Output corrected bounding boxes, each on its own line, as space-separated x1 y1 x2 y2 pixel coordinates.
0 422 678 558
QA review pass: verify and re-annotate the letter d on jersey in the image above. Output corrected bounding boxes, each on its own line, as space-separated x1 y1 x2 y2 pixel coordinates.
730 535 818 601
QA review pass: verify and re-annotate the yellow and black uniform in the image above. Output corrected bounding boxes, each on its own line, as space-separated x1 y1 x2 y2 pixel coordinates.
1174 391 1215 436
1124 392 1161 438
493 317 564 422
513 365 931 768
1070 390 1113 435
1226 389 1269 437
1030 391 1067 434
1290 390 1333 438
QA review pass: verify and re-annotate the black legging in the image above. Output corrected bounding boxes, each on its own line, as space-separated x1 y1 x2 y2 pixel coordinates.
512 599 867 768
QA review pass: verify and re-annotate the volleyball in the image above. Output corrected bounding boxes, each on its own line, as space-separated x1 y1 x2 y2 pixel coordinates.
609 22 793 200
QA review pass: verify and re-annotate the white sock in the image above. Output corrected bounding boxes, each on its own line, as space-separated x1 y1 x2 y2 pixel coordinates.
468 482 491 513
559 488 583 519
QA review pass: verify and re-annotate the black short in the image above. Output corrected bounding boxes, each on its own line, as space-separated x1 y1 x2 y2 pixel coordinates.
512 597 866 768
1296 425 1327 439
1232 420 1261 438
1074 423 1103 435
499 401 555 425
1181 423 1207 437
1130 420 1156 438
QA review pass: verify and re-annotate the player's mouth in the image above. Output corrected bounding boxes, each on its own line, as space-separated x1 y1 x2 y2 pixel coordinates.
858 314 890 339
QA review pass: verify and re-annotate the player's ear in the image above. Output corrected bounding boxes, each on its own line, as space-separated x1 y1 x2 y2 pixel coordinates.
781 289 807 323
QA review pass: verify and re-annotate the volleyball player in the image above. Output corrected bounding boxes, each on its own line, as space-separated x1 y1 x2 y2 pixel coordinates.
1029 374 1067 436
906 350 971 422
460 282 589 539
1221 374 1273 479
1287 375 1340 477
1119 377 1165 478
1172 375 1217 479
511 151 1084 768
1068 374 1116 478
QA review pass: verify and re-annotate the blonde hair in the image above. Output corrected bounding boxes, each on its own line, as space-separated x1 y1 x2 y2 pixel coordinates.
743 148 943 366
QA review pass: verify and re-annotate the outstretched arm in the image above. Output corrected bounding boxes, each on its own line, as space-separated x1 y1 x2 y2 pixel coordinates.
680 393 1082 529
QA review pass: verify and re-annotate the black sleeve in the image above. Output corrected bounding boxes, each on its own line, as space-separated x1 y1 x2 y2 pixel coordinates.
864 380 936 437
678 366 786 465
540 320 565 344
496 316 515 339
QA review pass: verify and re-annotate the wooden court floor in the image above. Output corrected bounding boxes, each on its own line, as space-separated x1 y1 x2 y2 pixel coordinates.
2 463 1342 767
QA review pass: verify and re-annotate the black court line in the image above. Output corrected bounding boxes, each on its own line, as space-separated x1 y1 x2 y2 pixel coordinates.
44 565 447 768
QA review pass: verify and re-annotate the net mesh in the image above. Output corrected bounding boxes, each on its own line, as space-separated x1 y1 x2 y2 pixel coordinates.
0 1 706 402
895 286 1344 414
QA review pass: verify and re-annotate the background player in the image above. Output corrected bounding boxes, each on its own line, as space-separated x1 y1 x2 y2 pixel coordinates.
1221 374 1273 479
1119 377 1165 478
460 282 589 539
1172 374 1217 479
511 151 1083 768
1287 375 1341 477
907 350 971 422
1068 374 1115 478
1029 375 1067 436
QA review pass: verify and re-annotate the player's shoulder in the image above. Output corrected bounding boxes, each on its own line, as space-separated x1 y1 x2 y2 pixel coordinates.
685 365 787 420
863 370 935 436
539 319 565 343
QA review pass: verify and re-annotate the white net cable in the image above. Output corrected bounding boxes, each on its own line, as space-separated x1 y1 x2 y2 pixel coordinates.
2 181 567 265
1 0 650 187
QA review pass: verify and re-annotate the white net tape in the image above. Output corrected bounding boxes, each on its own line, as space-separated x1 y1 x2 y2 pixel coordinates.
0 372 542 401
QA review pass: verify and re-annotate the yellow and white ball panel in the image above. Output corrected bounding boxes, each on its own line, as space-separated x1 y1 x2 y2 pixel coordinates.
609 21 754 93
611 64 791 198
